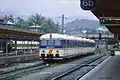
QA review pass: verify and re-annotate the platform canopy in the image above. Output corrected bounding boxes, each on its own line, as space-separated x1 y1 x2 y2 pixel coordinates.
0 25 43 41
80 0 120 39
91 0 120 38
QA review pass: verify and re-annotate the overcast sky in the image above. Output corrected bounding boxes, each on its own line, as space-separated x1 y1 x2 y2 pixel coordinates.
0 0 98 22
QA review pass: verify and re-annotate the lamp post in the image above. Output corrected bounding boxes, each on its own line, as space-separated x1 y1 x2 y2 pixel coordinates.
82 29 88 47
82 29 88 38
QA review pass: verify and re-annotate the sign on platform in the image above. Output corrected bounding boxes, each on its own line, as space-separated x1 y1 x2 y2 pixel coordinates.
100 17 120 26
80 0 96 10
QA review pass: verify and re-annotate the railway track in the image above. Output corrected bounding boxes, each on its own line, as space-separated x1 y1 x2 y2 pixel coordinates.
52 54 107 80
0 61 49 79
0 54 107 80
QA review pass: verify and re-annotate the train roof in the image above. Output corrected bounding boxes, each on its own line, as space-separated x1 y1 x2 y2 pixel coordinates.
40 33 95 43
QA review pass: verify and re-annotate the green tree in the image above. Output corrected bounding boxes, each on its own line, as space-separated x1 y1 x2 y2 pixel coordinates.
4 14 14 24
41 18 59 33
15 17 29 29
4 15 9 24
8 15 14 23
11 13 60 33
27 13 45 26
27 13 60 33
15 17 23 28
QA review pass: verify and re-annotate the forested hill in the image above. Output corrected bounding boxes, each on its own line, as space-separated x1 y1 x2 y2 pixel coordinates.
65 19 106 34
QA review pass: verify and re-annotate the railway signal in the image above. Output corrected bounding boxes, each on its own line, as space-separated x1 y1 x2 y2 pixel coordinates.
99 33 102 40
92 36 95 39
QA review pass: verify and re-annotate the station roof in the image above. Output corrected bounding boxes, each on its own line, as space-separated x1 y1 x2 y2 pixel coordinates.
92 0 120 36
0 25 43 41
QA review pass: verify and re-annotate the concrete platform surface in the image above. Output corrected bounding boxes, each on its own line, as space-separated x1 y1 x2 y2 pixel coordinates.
80 56 120 80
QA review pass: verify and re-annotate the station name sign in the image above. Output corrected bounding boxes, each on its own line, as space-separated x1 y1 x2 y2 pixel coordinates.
80 0 96 10
100 17 120 26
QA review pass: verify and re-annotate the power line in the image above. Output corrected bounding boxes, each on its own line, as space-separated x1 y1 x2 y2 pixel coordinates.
53 15 81 34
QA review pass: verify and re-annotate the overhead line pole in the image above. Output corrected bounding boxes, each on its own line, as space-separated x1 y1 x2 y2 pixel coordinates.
56 15 79 34
62 14 64 34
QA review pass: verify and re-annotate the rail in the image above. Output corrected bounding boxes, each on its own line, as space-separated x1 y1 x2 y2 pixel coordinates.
0 62 47 79
52 54 106 80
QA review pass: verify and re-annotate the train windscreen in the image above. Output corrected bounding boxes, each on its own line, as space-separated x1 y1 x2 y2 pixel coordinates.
47 40 54 46
40 40 62 48
41 40 47 46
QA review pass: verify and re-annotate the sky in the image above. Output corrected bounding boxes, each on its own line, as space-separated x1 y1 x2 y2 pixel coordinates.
0 0 98 22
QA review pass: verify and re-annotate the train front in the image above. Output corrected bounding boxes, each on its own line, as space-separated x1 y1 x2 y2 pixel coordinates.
39 34 64 61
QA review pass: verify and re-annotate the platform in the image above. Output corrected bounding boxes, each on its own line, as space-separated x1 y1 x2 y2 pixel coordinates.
80 56 120 80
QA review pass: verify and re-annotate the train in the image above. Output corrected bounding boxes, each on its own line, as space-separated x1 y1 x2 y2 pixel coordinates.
39 33 96 61
7 40 39 53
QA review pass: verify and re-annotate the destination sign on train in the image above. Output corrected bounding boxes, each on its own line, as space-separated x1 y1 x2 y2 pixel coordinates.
100 17 120 26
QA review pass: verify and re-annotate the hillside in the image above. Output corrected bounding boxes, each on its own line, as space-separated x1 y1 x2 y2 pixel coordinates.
65 19 107 34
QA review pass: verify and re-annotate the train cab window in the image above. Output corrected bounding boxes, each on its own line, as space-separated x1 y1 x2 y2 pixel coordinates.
55 40 61 46
47 40 54 45
41 40 47 46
